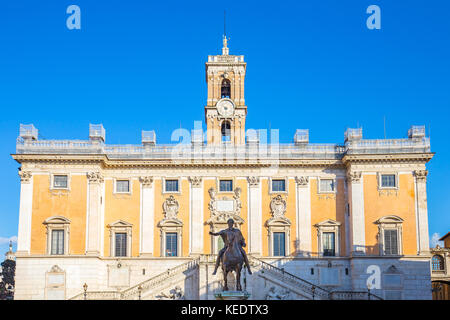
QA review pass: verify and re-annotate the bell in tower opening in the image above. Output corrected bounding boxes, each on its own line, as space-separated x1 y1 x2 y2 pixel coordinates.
221 78 231 98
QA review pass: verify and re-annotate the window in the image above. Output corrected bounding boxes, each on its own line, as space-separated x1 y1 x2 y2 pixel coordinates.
272 179 286 192
221 121 231 142
219 180 233 192
53 175 68 189
166 233 178 257
432 255 445 271
384 229 399 255
51 230 64 255
115 232 127 257
165 179 179 192
323 232 335 256
273 232 286 256
108 220 133 257
314 219 341 257
44 216 70 255
381 174 396 188
116 180 130 193
221 79 231 98
319 179 335 193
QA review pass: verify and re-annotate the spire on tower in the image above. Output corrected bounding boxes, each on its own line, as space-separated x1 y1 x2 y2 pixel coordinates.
222 10 229 55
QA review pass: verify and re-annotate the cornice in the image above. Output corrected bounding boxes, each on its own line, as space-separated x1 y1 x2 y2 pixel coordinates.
342 152 434 164
12 154 106 164
12 152 434 169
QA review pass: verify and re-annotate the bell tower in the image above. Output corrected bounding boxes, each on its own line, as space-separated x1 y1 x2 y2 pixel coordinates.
205 36 247 145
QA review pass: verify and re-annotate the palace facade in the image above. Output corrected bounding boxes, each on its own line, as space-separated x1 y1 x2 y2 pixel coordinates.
12 38 434 300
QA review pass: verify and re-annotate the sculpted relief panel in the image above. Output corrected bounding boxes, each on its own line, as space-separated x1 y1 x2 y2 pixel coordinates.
206 187 244 226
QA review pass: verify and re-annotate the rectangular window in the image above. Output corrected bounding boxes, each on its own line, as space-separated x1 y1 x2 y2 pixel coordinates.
166 233 178 257
273 232 286 256
381 174 396 188
272 179 286 192
116 180 130 193
165 179 179 192
384 229 398 255
51 230 64 255
219 180 233 192
53 175 68 189
320 179 335 192
115 233 127 257
323 232 336 256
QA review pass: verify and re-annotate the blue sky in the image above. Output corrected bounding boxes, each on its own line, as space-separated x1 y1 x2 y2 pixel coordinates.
0 0 449 255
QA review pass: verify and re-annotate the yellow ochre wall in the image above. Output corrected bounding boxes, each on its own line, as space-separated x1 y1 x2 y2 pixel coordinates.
30 174 87 255
310 178 346 257
261 178 297 256
363 174 417 255
154 179 190 257
104 179 140 257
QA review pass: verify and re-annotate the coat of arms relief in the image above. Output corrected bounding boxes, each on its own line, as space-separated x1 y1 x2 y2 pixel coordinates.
158 195 183 229
206 187 244 225
266 195 291 226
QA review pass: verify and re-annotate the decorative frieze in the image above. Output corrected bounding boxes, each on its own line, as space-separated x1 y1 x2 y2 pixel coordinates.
295 176 309 187
188 176 203 187
414 170 428 182
247 176 260 187
347 171 362 183
87 172 104 183
18 170 32 183
139 176 153 187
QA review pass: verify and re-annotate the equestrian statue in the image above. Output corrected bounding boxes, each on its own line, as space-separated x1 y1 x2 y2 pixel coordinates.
209 218 252 291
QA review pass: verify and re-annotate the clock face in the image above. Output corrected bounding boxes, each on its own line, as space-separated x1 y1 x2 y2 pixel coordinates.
217 99 235 117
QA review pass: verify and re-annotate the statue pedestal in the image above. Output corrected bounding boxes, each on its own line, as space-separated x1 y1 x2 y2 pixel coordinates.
214 291 250 300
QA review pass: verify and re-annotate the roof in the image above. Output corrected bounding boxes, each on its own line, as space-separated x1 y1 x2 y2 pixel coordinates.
439 232 450 241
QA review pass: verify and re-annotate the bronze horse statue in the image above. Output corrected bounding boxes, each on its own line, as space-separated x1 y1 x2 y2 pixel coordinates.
210 218 252 291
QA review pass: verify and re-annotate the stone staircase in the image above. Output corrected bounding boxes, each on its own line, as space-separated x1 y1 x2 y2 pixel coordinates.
69 259 199 300
249 256 382 300
69 256 382 300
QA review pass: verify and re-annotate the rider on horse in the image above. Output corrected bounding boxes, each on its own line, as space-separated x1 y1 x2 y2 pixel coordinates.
209 218 252 275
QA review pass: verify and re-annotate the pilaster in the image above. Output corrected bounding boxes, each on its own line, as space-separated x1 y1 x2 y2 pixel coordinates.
17 170 33 255
347 171 366 255
139 176 154 257
189 176 204 255
295 176 312 256
414 170 430 254
247 176 261 256
86 172 103 255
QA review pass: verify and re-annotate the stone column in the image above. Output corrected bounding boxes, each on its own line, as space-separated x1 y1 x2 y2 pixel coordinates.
17 171 33 255
414 170 430 253
247 176 261 256
86 172 103 255
139 176 154 257
189 176 203 255
295 176 312 256
347 171 366 255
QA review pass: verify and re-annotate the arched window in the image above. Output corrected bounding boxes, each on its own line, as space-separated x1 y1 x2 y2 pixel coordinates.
432 255 445 271
221 79 231 98
221 121 231 142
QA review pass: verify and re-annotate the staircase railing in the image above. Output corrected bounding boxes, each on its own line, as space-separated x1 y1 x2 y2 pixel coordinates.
69 258 199 300
249 256 383 300
249 256 331 299
121 258 199 300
